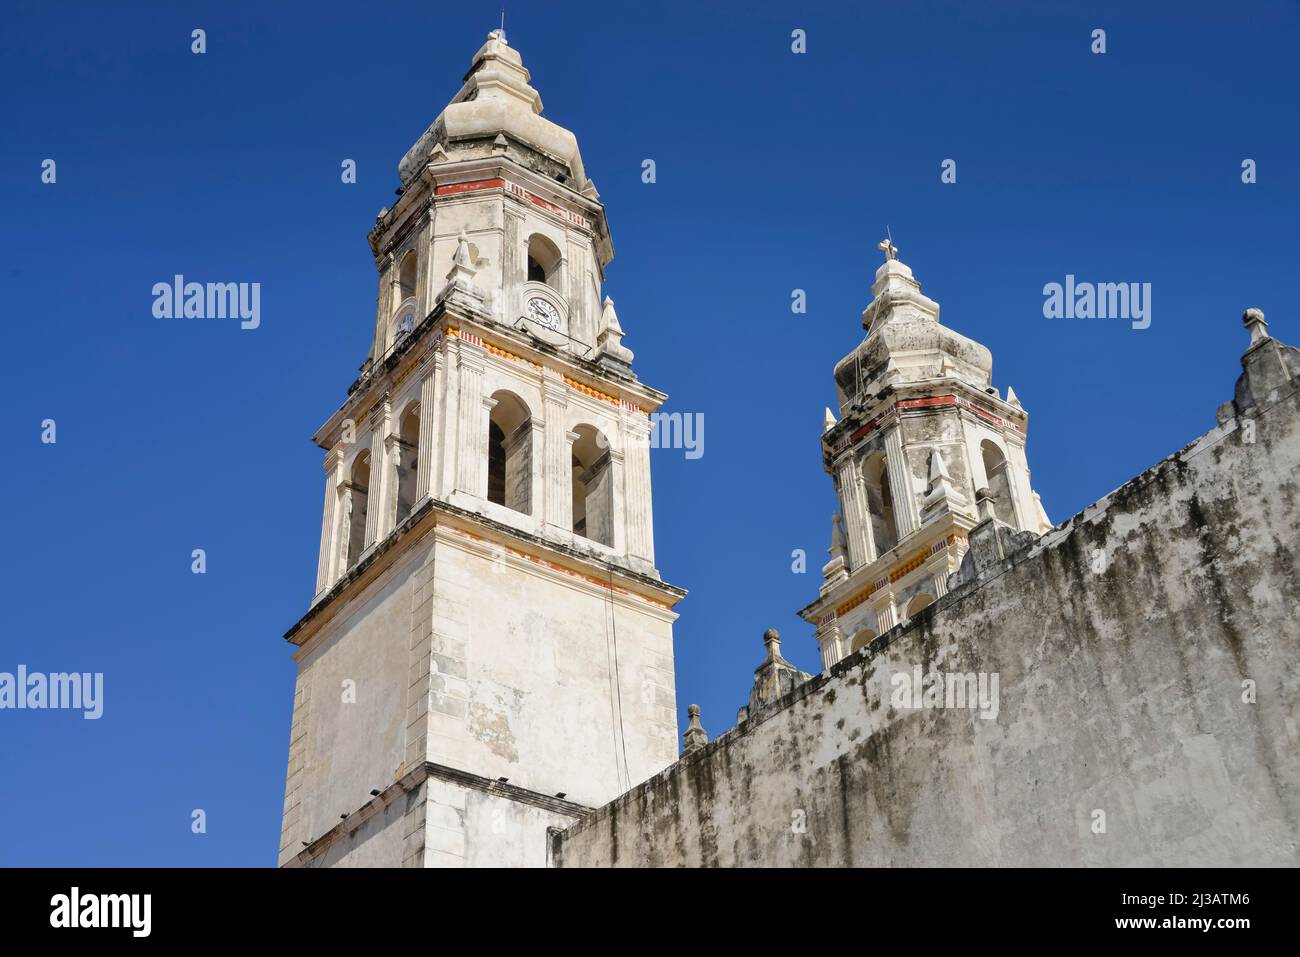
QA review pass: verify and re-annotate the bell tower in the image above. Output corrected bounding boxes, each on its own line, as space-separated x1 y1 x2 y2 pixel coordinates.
799 239 1052 671
278 31 684 868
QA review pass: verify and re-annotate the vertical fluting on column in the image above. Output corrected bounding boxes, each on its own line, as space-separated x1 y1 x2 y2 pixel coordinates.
502 207 523 324
414 354 439 502
478 396 498 500
608 448 627 555
622 410 655 563
566 238 588 344
1003 437 1033 531
454 346 486 496
883 426 919 538
834 454 873 569
315 447 345 595
541 376 571 532
364 396 392 548
437 347 458 499
874 593 898 633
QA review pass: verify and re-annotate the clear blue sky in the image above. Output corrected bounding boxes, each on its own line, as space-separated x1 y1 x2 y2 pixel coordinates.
1 0 1296 865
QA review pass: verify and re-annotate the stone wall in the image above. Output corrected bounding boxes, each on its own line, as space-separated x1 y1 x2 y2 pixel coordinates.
280 503 680 866
552 339 1300 867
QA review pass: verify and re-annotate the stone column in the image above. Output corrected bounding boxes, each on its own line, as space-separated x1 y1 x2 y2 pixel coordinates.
453 345 487 497
414 354 440 503
478 396 499 500
364 396 393 548
566 238 588 344
883 426 919 539
873 592 899 633
1003 437 1033 531
817 620 845 672
834 454 874 568
608 447 627 555
502 207 524 324
541 377 571 532
622 411 655 563
438 346 459 499
315 447 346 596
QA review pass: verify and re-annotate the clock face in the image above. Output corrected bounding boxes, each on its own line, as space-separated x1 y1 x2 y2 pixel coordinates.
526 296 561 332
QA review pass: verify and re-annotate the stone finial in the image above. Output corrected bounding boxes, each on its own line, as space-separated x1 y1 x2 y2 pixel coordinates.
436 229 485 308
975 487 997 524
1230 306 1298 417
449 229 476 277
744 627 811 721
822 514 849 587
683 704 707 753
1244 307 1268 347
829 514 847 559
929 448 952 485
595 295 634 367
824 407 838 432
1006 385 1022 408
920 448 966 526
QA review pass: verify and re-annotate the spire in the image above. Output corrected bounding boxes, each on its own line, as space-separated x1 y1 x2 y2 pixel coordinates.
436 229 484 308
919 448 967 525
828 513 847 560
398 31 590 189
594 296 634 369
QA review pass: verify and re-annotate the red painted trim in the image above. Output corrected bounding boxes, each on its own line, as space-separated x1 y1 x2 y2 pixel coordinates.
435 178 505 196
897 395 957 411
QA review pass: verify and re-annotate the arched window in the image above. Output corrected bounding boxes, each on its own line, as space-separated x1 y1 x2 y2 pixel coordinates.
980 440 1014 526
394 403 420 525
862 452 898 555
849 628 877 654
487 391 532 514
398 251 417 301
526 234 562 288
571 424 613 547
344 450 371 568
905 594 934 618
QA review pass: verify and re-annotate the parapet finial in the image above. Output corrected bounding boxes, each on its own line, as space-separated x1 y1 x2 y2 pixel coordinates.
1244 307 1268 347
683 704 707 753
975 487 997 524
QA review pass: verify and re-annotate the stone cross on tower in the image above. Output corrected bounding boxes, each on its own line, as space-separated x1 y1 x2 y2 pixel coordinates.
878 234 898 262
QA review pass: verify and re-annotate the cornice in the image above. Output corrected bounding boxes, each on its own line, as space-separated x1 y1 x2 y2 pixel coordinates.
285 495 686 650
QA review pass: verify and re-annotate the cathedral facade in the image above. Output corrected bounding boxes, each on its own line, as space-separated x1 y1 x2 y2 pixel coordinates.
279 32 1299 869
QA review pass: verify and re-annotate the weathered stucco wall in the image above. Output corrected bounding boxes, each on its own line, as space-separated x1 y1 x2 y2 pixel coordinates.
554 374 1300 867
280 507 679 866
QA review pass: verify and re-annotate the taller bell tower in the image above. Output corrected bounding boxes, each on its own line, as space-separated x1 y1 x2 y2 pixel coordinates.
799 240 1052 671
278 31 684 868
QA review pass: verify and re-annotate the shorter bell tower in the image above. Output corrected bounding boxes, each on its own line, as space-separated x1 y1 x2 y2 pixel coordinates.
799 239 1052 671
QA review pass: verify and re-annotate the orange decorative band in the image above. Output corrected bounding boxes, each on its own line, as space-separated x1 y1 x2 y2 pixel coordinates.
889 549 929 582
832 537 965 618
484 340 540 369
442 526 674 609
565 375 621 408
